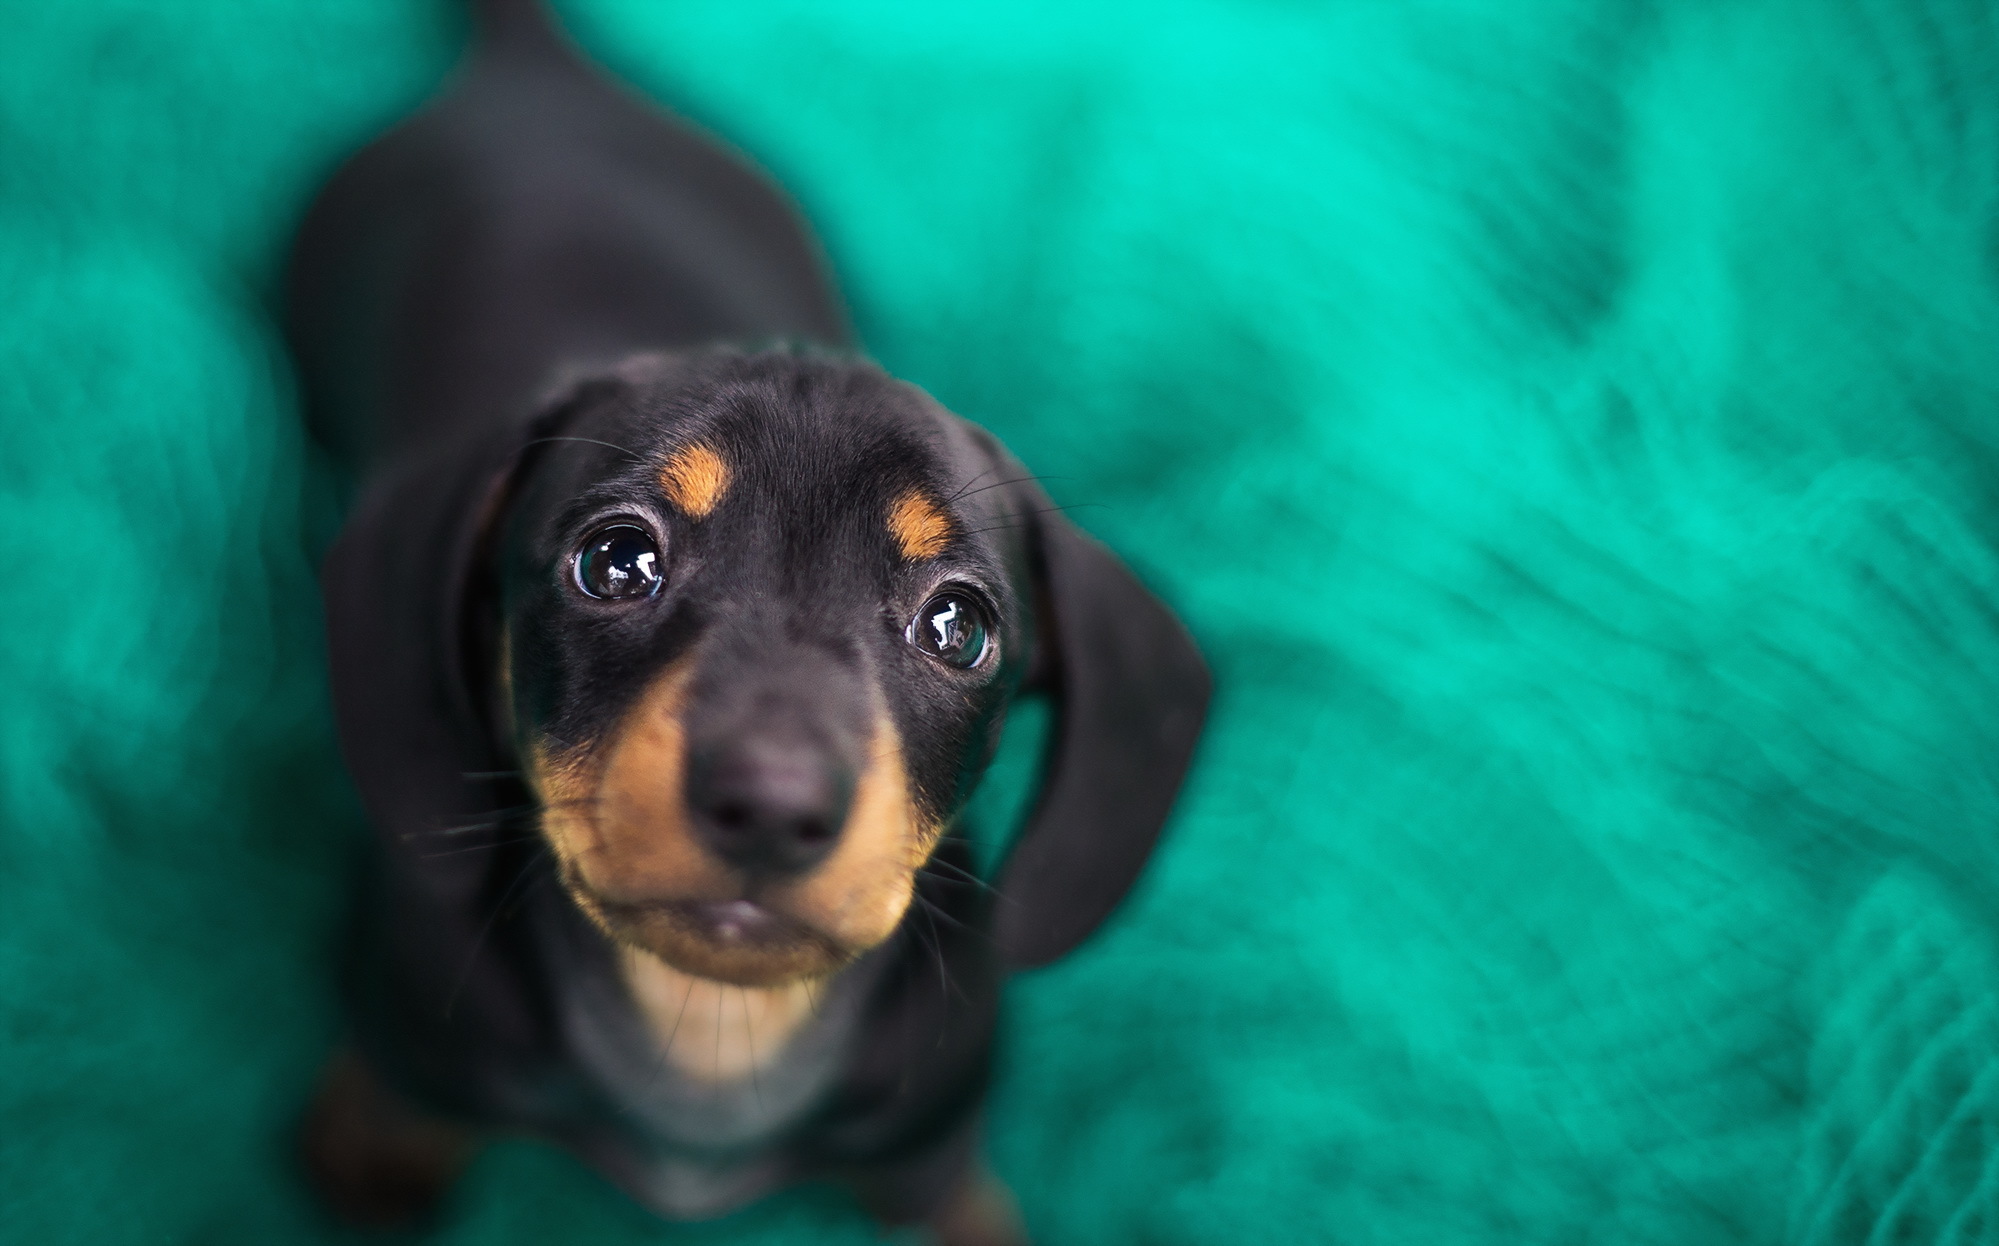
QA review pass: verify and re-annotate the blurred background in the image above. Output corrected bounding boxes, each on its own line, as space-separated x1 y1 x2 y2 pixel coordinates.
6 1 1999 1241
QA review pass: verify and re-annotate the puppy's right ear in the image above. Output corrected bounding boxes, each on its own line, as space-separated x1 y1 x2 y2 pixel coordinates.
318 382 600 900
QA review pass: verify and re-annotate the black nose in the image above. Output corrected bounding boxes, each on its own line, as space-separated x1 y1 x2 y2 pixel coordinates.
686 733 854 876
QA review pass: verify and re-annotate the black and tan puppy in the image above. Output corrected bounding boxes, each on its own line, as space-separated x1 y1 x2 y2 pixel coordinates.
286 2 1208 1241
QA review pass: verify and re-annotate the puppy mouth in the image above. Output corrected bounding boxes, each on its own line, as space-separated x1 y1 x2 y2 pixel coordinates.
578 888 853 985
603 896 810 949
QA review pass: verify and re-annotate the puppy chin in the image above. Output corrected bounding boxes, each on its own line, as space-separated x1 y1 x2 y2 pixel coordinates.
580 891 854 987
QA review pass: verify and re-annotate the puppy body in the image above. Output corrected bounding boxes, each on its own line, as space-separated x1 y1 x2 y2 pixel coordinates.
289 1 1208 1233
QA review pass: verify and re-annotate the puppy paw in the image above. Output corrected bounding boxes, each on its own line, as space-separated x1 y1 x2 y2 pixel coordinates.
297 1049 479 1229
923 1165 1030 1246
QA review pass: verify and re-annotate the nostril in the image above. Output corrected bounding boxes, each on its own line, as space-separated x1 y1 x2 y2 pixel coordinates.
712 801 754 833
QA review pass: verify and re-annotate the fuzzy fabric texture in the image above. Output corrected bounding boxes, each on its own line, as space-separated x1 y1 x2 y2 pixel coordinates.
6 1 1999 1241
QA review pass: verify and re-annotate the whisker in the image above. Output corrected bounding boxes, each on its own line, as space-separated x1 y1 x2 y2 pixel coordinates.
415 835 544 860
922 855 1001 897
944 472 1064 507
649 974 698 1094
913 893 996 951
402 794 607 845
407 825 525 844
957 503 1103 539
912 906 945 998
403 822 510 842
913 893 971 934
520 435 644 462
407 811 538 840
742 987 762 1110
939 466 1000 506
913 900 968 1010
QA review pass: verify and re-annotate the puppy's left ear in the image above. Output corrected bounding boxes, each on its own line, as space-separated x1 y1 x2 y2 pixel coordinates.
994 483 1212 968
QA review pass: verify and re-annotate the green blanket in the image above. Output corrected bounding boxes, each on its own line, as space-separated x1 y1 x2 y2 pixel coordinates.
8 1 1999 1240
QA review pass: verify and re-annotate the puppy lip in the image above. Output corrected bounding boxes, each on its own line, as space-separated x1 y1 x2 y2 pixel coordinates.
586 889 837 954
687 898 780 945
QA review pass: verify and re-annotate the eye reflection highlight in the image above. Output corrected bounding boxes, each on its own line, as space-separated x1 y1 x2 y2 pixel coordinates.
576 525 664 599
908 592 989 669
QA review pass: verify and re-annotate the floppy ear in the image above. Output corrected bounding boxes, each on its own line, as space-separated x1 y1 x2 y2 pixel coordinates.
993 491 1212 968
318 390 591 907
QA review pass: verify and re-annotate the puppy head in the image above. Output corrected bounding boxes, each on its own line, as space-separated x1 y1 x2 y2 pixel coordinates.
323 347 1208 991
495 352 1027 985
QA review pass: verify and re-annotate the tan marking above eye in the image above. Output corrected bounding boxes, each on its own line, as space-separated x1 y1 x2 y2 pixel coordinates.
658 443 730 518
888 489 952 561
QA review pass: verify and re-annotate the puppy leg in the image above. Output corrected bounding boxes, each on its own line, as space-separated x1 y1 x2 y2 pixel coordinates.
922 1161 1029 1246
298 1048 479 1228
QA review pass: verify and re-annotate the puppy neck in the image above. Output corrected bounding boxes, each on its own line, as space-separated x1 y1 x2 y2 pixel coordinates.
617 947 824 1083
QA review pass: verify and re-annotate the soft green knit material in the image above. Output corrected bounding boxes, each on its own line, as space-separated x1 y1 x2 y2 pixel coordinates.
7 1 1999 1241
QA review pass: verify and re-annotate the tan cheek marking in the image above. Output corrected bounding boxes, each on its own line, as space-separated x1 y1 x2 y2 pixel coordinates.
777 710 937 951
529 654 727 907
658 443 730 518
528 737 595 866
888 489 952 561
586 655 725 902
620 947 817 1083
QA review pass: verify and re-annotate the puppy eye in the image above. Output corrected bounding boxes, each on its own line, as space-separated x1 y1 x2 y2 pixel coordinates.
574 525 663 599
907 591 991 669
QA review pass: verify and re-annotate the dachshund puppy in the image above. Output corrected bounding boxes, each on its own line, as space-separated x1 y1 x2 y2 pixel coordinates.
285 3 1208 1241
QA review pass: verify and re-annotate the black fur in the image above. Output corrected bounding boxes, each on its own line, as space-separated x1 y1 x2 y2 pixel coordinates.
289 0 1209 1227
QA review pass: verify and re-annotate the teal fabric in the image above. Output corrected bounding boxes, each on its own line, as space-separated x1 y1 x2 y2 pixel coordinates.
6 1 1999 1240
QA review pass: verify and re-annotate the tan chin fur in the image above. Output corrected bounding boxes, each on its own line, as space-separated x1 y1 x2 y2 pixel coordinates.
527 658 937 988
619 947 818 1082
572 889 849 987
